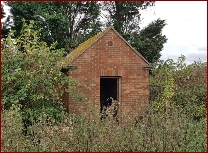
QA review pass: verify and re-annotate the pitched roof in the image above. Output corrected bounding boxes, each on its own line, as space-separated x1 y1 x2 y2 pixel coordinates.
62 26 151 66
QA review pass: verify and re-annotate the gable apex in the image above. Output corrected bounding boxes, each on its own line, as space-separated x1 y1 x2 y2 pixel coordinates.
64 26 151 66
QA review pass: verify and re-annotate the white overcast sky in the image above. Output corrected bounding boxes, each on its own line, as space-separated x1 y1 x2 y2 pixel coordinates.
140 1 207 64
2 1 207 64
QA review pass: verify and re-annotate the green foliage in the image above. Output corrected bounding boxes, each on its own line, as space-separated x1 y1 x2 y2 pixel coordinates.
6 2 101 52
5 1 166 62
103 1 154 34
150 55 206 120
102 2 167 63
2 19 83 127
132 19 167 63
172 58 206 120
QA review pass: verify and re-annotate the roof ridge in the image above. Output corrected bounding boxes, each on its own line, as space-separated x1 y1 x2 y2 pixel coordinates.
67 26 112 55
65 26 113 63
69 26 112 53
62 26 151 67
110 28 151 65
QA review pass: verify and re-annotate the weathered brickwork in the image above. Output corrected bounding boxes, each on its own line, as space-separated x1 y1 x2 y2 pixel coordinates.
64 29 150 116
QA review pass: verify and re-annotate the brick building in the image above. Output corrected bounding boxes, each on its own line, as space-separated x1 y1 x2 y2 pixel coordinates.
62 26 151 116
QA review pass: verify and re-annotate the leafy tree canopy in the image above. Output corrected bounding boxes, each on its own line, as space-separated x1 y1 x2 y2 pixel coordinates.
4 1 167 63
131 19 167 63
102 1 167 63
5 2 102 54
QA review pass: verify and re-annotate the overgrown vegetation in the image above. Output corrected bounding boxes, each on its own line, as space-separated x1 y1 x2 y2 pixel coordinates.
1 21 206 151
150 56 206 120
2 102 206 151
2 20 84 132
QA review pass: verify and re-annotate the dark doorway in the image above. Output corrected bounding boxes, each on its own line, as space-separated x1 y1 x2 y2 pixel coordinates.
100 77 119 112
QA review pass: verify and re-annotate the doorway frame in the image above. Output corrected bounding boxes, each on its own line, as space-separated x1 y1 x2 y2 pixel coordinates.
100 76 121 103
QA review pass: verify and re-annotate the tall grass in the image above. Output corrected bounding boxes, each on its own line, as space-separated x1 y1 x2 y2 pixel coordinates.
2 102 206 152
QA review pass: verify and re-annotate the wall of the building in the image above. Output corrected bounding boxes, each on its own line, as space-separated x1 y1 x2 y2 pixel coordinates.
65 29 150 116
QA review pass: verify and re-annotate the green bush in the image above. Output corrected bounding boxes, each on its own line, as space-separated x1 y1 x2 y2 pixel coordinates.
150 55 206 120
2 19 84 129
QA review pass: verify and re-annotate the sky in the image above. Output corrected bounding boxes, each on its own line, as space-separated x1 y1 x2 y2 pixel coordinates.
2 1 207 64
1 2 10 21
140 1 207 64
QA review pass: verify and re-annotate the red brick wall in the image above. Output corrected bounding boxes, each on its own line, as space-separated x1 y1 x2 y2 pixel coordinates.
65 29 150 115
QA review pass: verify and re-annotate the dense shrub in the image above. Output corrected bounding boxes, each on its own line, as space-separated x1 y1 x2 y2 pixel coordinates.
2 103 206 152
150 55 206 120
2 19 84 129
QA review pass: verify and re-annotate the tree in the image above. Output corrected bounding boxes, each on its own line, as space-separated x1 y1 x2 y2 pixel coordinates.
102 1 154 34
131 19 167 63
6 2 101 53
2 19 84 126
6 1 167 62
102 1 167 63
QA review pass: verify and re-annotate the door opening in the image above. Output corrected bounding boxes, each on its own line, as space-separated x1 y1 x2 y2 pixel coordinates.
100 77 119 113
